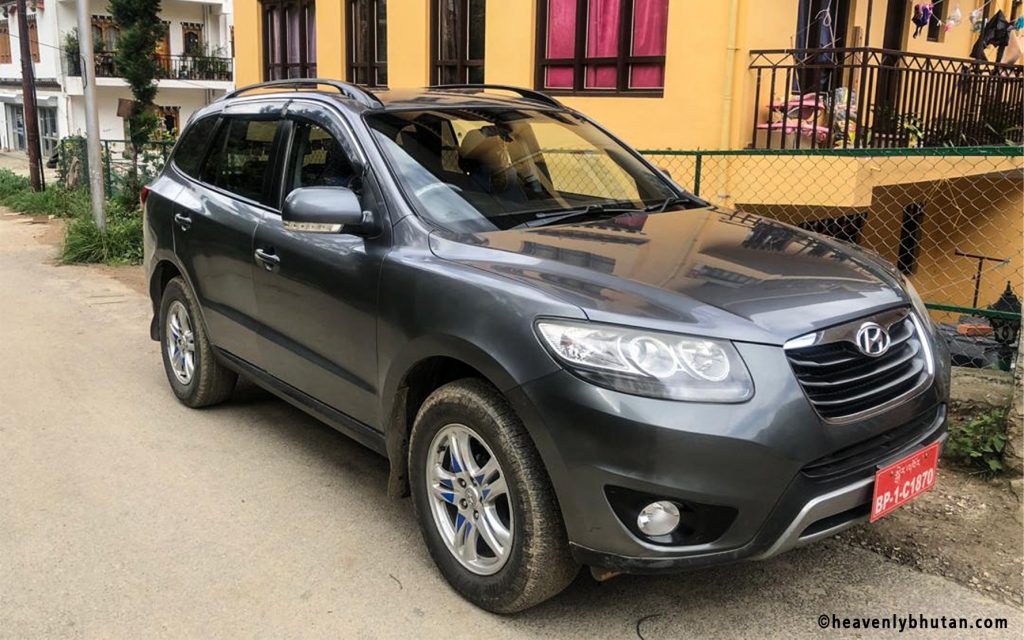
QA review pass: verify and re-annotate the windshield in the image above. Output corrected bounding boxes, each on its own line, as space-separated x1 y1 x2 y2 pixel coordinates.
366 108 681 232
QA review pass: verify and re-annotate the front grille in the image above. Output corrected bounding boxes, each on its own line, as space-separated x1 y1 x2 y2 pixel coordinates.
801 406 942 481
786 309 931 421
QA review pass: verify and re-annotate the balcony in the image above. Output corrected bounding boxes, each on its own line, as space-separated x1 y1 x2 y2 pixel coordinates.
67 52 233 86
747 47 1024 149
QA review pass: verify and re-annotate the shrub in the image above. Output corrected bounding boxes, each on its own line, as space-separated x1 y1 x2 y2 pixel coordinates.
62 201 143 265
944 409 1009 474
0 169 31 200
0 168 143 265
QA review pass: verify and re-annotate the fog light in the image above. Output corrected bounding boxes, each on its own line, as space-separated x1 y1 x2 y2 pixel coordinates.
636 501 680 536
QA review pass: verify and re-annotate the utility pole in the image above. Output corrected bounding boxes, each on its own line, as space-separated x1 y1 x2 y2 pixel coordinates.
15 0 43 191
75 0 106 230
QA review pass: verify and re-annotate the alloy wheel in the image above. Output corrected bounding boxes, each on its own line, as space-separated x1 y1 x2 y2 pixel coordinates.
166 300 196 385
425 423 514 576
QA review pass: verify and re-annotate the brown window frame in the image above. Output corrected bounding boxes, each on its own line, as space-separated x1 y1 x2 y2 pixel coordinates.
926 1 946 43
534 0 668 97
0 21 11 65
345 0 388 87
261 0 317 80
26 15 39 62
182 22 204 55
430 0 485 85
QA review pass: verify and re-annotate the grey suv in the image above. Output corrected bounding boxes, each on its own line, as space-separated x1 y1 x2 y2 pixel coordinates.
143 81 950 612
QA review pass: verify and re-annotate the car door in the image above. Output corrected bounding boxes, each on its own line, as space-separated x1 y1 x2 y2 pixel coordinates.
251 105 388 428
172 104 286 365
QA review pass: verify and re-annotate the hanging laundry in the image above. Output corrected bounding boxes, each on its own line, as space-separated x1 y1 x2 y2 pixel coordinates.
944 5 962 32
970 6 985 32
912 3 933 38
971 10 1012 60
1014 15 1024 31
1001 30 1022 64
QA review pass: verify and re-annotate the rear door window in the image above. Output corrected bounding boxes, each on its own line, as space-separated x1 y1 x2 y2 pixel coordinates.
200 117 281 204
172 116 219 178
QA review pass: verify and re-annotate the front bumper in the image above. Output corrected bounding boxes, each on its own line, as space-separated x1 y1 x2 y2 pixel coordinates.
506 340 950 574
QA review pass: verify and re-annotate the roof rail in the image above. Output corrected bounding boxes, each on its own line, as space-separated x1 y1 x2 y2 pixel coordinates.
427 84 563 108
220 79 383 109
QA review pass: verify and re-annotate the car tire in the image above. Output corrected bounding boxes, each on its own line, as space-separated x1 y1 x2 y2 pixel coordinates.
158 276 237 408
409 378 578 613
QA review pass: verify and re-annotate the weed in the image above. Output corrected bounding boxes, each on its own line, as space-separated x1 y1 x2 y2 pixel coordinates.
944 409 1009 474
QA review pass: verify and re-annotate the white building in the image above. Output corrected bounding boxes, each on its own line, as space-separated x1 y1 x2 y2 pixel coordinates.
0 0 233 155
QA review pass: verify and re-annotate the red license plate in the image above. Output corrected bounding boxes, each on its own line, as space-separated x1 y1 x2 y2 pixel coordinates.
870 442 940 522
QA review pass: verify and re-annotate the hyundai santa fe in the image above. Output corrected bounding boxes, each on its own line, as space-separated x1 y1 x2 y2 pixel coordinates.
143 81 950 612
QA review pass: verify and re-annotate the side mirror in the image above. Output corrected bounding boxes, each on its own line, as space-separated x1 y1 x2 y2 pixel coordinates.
282 186 371 234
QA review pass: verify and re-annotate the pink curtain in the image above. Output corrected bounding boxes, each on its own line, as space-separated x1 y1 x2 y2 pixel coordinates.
585 0 620 88
546 0 576 88
629 0 668 88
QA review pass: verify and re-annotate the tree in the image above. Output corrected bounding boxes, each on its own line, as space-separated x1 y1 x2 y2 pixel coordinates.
109 0 163 197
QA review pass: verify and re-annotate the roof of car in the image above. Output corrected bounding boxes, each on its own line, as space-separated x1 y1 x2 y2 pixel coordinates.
218 81 565 113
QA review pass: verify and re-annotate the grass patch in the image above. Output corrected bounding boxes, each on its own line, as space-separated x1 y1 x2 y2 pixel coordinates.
0 168 143 265
62 201 143 265
2 184 91 217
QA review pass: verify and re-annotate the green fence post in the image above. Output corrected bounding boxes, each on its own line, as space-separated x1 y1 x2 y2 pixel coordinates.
693 152 703 197
102 140 112 195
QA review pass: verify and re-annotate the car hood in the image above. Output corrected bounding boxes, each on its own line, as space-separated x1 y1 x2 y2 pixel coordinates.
428 207 908 344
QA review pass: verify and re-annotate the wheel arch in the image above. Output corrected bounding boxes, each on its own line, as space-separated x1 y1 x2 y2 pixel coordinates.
147 255 200 341
381 335 523 499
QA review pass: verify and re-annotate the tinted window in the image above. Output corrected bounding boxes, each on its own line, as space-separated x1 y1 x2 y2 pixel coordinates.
173 116 219 178
200 118 280 203
286 121 356 195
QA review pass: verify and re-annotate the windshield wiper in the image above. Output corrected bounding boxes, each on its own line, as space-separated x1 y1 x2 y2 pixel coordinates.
512 203 642 229
644 196 693 213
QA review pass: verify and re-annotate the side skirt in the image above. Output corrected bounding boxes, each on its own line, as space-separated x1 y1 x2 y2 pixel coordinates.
215 348 388 457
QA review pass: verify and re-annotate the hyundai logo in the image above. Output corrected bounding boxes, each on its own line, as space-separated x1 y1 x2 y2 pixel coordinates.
855 322 891 356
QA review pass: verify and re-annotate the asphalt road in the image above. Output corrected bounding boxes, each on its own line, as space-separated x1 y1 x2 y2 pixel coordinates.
1 212 1021 639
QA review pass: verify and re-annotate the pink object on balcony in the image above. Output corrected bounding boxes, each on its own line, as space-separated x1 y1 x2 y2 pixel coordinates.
770 93 827 111
756 120 831 143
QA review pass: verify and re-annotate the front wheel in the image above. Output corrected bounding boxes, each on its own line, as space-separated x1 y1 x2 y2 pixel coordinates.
409 378 578 613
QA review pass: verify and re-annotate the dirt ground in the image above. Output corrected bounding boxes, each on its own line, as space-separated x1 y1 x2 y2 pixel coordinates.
843 467 1023 607
840 364 1022 607
13 211 1024 617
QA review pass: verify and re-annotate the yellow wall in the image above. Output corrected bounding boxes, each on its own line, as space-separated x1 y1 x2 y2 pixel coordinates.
730 169 1024 314
233 0 1021 149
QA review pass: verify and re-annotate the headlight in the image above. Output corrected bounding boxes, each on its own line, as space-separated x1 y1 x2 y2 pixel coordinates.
902 277 933 331
535 320 753 402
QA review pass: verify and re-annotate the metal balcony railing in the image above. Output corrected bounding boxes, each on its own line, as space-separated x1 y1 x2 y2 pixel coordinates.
68 52 233 82
748 47 1024 149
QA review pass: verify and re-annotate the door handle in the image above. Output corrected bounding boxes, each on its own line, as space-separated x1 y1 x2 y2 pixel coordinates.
173 213 192 231
254 248 281 270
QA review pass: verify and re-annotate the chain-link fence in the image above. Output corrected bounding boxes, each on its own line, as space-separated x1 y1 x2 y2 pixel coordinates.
643 146 1023 370
56 137 174 196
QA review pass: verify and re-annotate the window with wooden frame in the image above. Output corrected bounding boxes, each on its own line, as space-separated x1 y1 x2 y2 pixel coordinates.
182 22 204 55
0 21 11 64
158 105 180 135
535 0 669 96
346 0 388 87
91 15 119 53
431 0 485 85
26 15 39 62
926 1 946 42
261 0 317 80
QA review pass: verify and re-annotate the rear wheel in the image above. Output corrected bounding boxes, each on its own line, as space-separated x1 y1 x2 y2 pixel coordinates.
158 277 236 407
409 378 578 613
